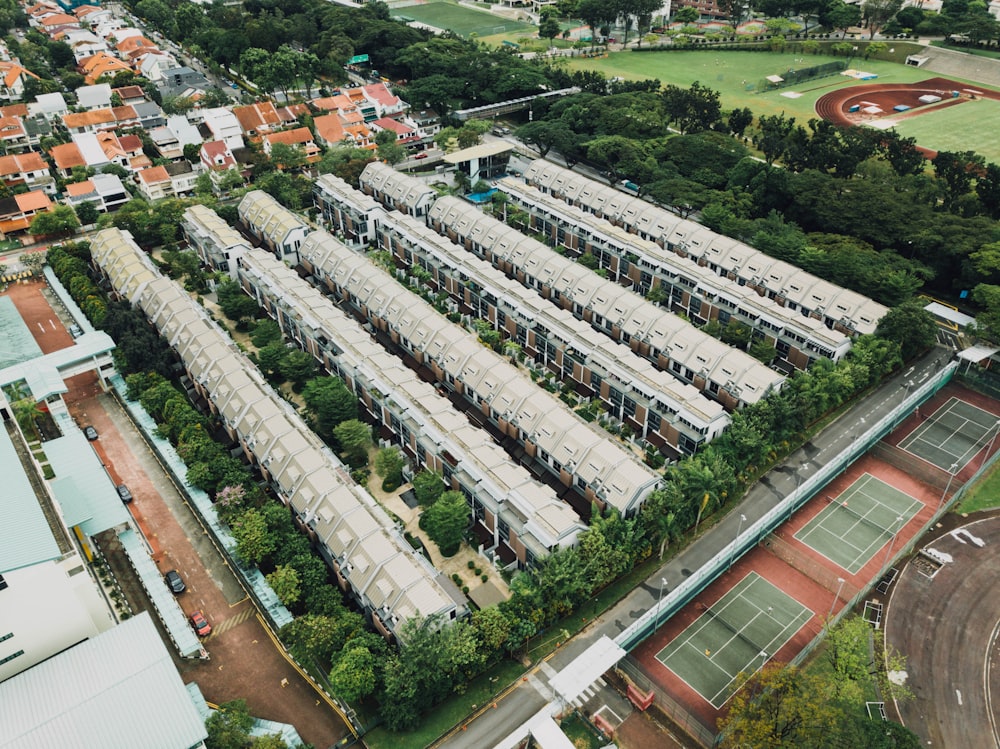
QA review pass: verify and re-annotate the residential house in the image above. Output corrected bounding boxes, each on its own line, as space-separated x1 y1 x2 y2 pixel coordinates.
75 83 112 110
164 161 197 196
72 132 111 171
0 116 29 152
342 87 377 122
133 100 165 130
238 190 310 262
0 61 39 101
28 91 67 121
362 82 408 119
114 35 157 58
200 140 236 172
0 190 53 236
201 107 243 150
148 125 182 160
262 127 319 163
59 29 107 63
136 50 178 82
79 52 131 85
74 4 113 26
135 165 170 201
404 108 441 138
156 67 209 100
21 112 51 148
61 104 138 135
96 131 138 169
0 151 54 193
112 85 146 105
313 113 372 150
369 116 419 146
64 172 129 213
35 12 78 32
232 101 282 139
48 142 86 177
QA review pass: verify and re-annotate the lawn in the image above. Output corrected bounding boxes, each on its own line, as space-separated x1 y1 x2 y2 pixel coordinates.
884 97 1000 164
955 457 1000 513
392 0 535 38
563 49 991 123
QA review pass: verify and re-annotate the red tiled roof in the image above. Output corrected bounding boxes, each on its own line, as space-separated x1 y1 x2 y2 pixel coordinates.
49 143 85 170
138 165 169 184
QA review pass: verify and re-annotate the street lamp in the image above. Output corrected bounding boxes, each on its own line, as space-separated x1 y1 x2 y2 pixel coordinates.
882 516 905 571
851 417 866 455
827 576 846 624
654 577 668 633
937 461 961 513
728 514 747 570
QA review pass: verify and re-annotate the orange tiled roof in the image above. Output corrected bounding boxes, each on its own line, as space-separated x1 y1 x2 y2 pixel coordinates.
129 154 152 170
116 36 156 53
16 191 53 212
49 143 85 170
40 13 77 25
313 114 345 144
264 127 314 147
62 108 116 129
0 104 28 118
0 62 39 89
66 179 96 196
138 165 169 184
0 117 26 140
233 101 280 133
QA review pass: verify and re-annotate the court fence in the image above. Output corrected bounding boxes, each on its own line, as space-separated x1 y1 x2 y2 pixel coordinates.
615 360 957 654
616 657 717 747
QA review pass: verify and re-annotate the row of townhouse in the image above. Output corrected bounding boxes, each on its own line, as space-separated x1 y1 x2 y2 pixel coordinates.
236 191 663 517
314 174 730 457
340 162 785 410
238 190 312 262
213 226 587 569
523 159 888 337
90 226 467 641
497 176 853 370
424 194 785 410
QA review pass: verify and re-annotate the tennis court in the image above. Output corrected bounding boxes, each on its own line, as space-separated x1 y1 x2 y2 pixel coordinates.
655 572 813 708
795 473 923 574
392 1 535 38
899 397 1000 473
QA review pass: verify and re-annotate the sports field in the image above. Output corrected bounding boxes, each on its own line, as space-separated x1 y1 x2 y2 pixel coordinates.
392 0 534 38
882 97 1000 163
569 51 1000 146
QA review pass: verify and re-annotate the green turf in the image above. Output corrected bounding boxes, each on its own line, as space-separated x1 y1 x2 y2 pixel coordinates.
564 49 997 127
955 458 1000 513
392 0 534 38
880 97 1000 164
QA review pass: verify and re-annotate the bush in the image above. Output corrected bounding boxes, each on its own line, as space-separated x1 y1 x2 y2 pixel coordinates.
468 560 476 569
481 574 488 583
381 476 401 493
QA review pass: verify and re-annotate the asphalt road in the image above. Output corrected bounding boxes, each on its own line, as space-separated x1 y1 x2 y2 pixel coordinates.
887 514 1000 749
439 345 950 748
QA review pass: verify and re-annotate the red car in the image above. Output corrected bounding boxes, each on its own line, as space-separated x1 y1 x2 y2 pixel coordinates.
413 152 428 160
189 610 212 637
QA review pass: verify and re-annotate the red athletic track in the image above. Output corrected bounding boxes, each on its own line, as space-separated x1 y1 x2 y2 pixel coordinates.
815 77 1000 159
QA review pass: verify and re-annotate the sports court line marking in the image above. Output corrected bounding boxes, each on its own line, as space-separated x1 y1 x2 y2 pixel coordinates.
898 397 999 470
655 572 813 708
795 473 923 574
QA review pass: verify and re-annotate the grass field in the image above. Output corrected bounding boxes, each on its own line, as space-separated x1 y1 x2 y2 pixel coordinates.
884 97 1000 163
568 51 1000 155
393 0 534 38
956 458 1000 513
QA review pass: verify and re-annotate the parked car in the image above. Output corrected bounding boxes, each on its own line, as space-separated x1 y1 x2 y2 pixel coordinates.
116 484 133 503
189 610 211 637
84 425 98 441
69 324 82 338
165 570 185 594
413 152 428 160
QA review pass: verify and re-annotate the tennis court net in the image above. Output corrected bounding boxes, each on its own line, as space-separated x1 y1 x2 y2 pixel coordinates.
826 494 894 538
703 605 769 658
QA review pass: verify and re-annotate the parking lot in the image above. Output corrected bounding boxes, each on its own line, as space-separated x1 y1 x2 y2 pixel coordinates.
6 278 349 747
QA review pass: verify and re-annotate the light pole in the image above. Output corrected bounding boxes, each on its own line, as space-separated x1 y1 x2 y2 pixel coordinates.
981 421 1000 471
851 417 866 455
882 516 905 571
937 461 960 513
728 514 747 570
654 577 668 633
827 576 846 624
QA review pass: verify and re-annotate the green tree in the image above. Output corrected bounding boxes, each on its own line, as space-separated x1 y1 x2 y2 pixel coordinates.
862 0 904 36
539 8 561 47
673 6 699 22
255 341 288 381
876 301 937 360
205 699 254 749
374 446 405 491
231 508 276 564
75 201 99 226
302 377 358 441
412 470 446 507
269 142 307 171
266 564 301 605
717 663 836 748
30 205 80 237
279 349 317 388
420 489 467 556
329 641 379 702
216 279 260 323
333 419 372 467
250 318 282 348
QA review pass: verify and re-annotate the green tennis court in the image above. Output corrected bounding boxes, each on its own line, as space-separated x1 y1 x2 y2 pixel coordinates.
899 397 1000 473
392 1 535 38
795 473 923 574
656 572 813 708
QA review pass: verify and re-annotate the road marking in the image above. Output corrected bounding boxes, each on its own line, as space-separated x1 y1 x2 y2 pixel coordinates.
956 689 962 705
